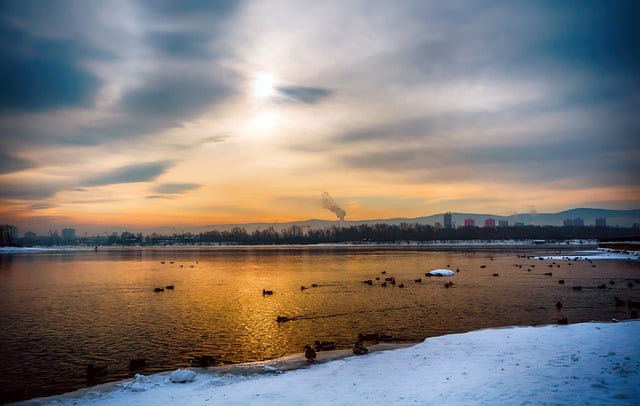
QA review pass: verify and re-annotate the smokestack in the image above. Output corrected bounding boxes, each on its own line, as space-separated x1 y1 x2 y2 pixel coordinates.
321 192 346 221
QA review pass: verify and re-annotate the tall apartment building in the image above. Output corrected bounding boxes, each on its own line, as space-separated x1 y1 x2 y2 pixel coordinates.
444 212 452 229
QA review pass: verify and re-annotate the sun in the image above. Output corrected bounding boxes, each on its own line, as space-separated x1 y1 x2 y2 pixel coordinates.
253 73 276 98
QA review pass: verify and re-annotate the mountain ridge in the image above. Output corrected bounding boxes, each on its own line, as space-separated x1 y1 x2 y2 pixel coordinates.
154 208 640 234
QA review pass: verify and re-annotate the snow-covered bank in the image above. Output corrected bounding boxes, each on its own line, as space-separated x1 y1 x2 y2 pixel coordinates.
0 247 89 253
20 321 640 405
536 248 640 261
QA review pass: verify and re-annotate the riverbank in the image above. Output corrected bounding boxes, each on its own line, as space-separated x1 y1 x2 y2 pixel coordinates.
17 321 640 405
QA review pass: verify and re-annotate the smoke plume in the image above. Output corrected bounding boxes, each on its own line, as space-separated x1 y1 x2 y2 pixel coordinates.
321 192 346 221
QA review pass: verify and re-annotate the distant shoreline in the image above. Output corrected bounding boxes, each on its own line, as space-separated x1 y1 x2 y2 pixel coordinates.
1 239 601 251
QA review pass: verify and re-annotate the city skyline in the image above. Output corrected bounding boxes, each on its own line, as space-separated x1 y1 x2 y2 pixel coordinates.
6 207 639 238
1 1 639 235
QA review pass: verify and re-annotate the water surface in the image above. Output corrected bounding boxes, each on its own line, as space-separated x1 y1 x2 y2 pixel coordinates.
1 245 638 400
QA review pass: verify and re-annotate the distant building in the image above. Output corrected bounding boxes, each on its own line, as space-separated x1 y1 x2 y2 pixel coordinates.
484 218 496 228
498 220 509 228
464 218 475 227
61 228 76 242
595 218 606 227
1 224 18 246
434 222 442 230
514 222 525 227
563 218 584 227
444 212 452 229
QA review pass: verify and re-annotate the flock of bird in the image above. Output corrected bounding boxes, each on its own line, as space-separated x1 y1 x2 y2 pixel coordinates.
145 253 639 369
267 253 640 344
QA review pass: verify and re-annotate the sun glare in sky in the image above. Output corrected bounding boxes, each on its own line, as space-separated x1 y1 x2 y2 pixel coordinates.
253 73 276 99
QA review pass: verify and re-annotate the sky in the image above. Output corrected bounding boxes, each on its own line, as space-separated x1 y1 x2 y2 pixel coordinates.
19 320 640 405
1 0 639 235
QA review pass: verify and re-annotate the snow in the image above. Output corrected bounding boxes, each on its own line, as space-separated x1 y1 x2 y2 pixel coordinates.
0 247 87 253
535 248 640 261
168 370 197 384
427 268 456 276
19 321 640 405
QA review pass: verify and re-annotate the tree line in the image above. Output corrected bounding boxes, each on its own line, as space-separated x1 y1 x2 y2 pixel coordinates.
12 223 639 247
197 223 637 245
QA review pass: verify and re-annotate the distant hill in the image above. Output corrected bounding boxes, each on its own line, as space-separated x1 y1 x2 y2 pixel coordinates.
163 208 640 234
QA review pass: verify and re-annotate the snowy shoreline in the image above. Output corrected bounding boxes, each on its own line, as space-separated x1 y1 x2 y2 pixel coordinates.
3 245 639 262
17 321 640 405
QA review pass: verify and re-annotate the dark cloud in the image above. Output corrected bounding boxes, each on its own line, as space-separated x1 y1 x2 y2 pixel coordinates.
0 24 99 112
532 2 640 73
0 161 174 200
0 0 239 147
29 202 58 210
145 30 212 57
274 85 332 104
82 161 173 187
336 115 449 144
354 1 639 109
120 76 233 119
138 0 239 18
137 0 241 58
0 180 62 200
338 132 640 188
65 118 174 146
153 183 201 194
0 152 35 174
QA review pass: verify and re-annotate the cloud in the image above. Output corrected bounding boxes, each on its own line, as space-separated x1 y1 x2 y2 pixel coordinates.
273 85 332 104
119 75 233 119
0 152 35 174
82 161 173 187
0 0 638 228
145 30 213 58
0 180 62 200
153 183 201 194
28 202 58 210
0 161 174 200
0 24 99 113
138 0 238 19
338 131 640 189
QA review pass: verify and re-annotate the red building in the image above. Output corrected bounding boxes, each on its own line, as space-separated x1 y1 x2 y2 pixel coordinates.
484 218 496 228
464 218 475 227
